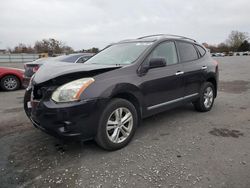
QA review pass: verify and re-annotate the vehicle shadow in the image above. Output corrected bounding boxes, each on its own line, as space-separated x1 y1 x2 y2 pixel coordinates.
55 103 197 152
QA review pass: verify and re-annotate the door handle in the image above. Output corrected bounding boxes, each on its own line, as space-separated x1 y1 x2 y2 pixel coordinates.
175 71 184 75
201 66 207 70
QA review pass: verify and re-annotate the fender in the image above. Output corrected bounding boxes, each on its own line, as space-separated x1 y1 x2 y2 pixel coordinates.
101 83 144 108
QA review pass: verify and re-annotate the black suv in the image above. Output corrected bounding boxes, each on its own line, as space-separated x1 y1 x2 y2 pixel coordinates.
24 34 219 150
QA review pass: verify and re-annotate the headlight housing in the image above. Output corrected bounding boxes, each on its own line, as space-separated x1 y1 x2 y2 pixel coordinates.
51 78 95 103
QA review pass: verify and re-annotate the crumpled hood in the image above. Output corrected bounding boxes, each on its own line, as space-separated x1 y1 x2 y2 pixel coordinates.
33 62 120 84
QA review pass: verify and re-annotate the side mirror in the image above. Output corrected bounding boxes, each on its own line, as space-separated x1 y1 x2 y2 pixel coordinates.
149 57 167 69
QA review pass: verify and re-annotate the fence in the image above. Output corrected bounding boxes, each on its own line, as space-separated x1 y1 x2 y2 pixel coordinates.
0 53 39 63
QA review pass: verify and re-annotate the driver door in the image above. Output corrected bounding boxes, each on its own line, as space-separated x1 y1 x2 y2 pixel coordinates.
140 41 185 114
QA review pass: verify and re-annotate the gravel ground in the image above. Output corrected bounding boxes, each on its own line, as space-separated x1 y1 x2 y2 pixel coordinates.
0 56 250 188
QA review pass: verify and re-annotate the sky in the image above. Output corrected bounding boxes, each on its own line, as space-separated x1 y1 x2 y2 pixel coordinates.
0 0 249 50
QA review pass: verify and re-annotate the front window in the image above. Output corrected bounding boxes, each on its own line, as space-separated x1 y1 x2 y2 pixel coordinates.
149 41 178 66
85 42 152 65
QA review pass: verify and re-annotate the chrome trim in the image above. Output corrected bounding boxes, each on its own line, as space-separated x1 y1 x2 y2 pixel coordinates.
147 93 199 110
183 93 199 99
201 66 207 70
175 71 184 75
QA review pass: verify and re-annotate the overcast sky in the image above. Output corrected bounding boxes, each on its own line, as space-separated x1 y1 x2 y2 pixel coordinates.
0 0 249 50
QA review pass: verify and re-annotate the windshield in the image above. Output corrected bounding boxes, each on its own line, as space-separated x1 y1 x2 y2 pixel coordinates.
85 42 152 65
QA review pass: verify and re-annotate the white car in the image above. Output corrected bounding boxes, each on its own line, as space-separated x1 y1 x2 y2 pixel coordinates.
211 53 225 57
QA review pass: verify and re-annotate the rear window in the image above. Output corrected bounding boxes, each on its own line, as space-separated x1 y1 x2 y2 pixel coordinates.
52 54 82 63
195 45 206 57
61 55 82 63
177 42 198 62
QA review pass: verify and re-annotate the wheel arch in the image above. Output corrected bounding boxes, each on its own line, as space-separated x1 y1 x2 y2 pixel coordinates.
206 77 217 97
111 91 143 122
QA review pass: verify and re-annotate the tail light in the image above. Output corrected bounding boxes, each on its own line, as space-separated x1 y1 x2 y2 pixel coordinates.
32 65 40 73
213 60 218 72
212 60 218 66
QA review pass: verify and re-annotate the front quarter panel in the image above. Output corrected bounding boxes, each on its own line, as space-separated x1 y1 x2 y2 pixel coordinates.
80 67 145 108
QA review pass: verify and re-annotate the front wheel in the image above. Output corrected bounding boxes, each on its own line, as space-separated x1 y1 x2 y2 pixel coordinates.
95 98 138 151
193 82 215 112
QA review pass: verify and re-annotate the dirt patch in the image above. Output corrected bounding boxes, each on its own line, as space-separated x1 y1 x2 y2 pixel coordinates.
209 128 244 138
219 80 250 94
240 107 247 110
0 121 32 137
3 107 23 113
160 133 170 137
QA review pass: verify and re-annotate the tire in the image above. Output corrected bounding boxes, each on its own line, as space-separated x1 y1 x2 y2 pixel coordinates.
0 75 20 91
193 82 215 112
95 98 138 151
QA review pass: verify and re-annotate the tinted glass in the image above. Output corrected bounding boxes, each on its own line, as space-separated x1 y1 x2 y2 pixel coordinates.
177 42 198 62
61 54 83 63
196 45 206 56
149 41 178 65
76 56 92 63
85 42 152 65
52 54 82 63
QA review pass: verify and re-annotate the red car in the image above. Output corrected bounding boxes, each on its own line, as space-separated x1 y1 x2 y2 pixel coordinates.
0 67 24 91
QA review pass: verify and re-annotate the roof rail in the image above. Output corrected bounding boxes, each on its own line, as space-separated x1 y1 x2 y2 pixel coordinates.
118 39 133 43
137 34 196 42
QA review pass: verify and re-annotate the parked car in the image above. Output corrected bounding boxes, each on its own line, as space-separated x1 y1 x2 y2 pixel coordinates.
0 67 24 91
24 34 219 150
23 53 94 87
211 53 225 57
243 51 250 56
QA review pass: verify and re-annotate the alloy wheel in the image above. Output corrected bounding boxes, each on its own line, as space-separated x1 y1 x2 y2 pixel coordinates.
203 86 214 108
3 77 18 90
106 107 133 144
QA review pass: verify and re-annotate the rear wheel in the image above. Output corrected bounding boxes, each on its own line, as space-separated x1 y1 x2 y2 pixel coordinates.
95 98 138 150
0 75 20 91
193 82 215 112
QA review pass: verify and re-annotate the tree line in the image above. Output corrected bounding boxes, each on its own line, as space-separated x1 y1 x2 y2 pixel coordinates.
7 31 249 55
203 31 249 53
7 38 100 55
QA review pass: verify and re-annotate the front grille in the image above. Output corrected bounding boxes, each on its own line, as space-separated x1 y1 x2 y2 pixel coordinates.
33 85 51 100
33 86 43 99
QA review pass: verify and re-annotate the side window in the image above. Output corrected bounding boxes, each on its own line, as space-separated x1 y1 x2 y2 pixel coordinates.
177 42 198 62
195 45 206 57
149 41 178 66
76 56 91 63
76 57 84 63
82 56 91 62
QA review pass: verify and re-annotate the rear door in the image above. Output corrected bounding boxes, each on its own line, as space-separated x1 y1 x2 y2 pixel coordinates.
140 41 185 112
176 41 206 97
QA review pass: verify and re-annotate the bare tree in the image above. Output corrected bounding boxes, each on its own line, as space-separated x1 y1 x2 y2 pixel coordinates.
226 31 249 51
12 43 34 53
33 38 75 55
217 43 230 53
